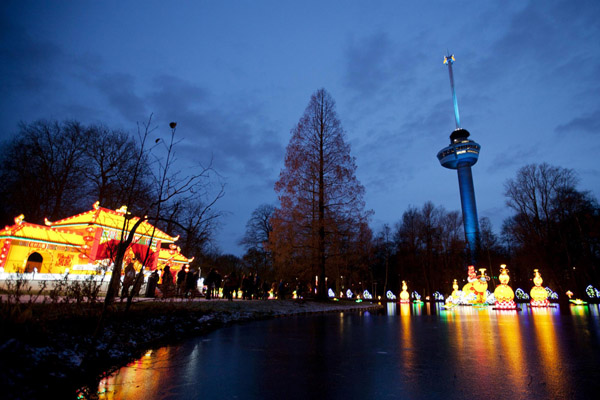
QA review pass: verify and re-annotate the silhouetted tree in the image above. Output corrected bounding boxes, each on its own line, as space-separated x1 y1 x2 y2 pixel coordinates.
394 202 464 296
479 216 507 288
374 224 395 296
83 125 153 213
240 204 275 280
0 120 89 223
502 163 600 293
241 204 275 251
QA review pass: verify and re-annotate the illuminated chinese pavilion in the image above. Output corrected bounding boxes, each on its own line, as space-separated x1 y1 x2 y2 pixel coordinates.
0 202 193 276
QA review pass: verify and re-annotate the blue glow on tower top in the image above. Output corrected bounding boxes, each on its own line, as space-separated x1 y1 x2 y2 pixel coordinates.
444 53 461 130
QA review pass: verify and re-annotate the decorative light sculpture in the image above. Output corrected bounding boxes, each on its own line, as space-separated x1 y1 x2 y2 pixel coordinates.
363 290 373 300
493 265 517 310
451 279 460 300
386 290 396 300
515 288 529 301
545 287 558 300
530 269 549 307
586 285 600 299
570 297 587 305
411 291 424 304
463 268 489 304
399 280 410 303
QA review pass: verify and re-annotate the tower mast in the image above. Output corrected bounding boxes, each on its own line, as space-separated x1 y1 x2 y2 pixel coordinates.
444 54 461 130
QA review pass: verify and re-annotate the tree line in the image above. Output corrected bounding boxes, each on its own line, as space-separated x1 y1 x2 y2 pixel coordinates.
1 92 598 300
237 88 599 300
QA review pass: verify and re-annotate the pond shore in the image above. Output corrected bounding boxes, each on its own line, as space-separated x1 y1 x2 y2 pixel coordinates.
0 298 382 400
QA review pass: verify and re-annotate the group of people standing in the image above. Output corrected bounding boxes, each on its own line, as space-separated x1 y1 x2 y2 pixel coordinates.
206 268 272 301
121 263 296 301
121 264 200 299
174 265 201 298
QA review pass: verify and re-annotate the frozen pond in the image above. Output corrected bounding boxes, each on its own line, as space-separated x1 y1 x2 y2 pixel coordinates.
97 302 600 399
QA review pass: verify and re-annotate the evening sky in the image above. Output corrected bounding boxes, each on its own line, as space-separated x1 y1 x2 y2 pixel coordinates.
1 1 599 255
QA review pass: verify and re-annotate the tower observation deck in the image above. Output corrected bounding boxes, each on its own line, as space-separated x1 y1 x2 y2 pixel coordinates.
437 54 481 266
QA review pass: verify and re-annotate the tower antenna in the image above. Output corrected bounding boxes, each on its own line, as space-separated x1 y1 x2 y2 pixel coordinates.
444 53 461 130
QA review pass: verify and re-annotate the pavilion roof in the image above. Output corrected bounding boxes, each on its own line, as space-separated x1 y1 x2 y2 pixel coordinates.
158 248 193 265
48 203 178 243
0 221 84 247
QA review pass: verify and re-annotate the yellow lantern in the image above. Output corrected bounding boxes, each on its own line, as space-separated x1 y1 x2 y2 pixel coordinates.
494 265 516 309
530 269 549 307
399 280 410 303
451 279 460 299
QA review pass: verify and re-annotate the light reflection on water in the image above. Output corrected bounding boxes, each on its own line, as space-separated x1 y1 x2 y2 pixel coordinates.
96 303 600 400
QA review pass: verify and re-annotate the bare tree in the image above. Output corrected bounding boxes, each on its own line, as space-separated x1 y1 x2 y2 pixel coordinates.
241 204 275 251
0 120 89 223
503 163 600 292
394 202 464 296
375 224 394 295
102 117 224 309
479 217 498 288
83 125 153 212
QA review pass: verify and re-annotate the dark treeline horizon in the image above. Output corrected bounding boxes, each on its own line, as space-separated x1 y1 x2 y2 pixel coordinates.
1 117 598 299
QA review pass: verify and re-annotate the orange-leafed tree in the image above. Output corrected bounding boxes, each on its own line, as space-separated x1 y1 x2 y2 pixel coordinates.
269 88 371 299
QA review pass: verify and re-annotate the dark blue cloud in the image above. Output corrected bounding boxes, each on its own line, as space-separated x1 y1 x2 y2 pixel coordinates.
0 17 65 93
93 73 148 122
556 109 600 135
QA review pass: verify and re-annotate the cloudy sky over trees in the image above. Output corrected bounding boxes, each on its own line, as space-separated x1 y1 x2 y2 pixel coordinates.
1 1 599 254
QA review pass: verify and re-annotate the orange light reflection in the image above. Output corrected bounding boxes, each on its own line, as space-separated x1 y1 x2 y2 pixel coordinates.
530 307 572 397
98 346 178 400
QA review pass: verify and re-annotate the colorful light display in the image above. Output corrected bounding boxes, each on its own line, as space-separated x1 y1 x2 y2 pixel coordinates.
386 290 396 300
585 285 600 299
530 269 550 307
570 298 588 305
493 265 517 310
515 288 529 301
399 280 410 303
462 268 489 304
451 279 460 300
362 290 372 300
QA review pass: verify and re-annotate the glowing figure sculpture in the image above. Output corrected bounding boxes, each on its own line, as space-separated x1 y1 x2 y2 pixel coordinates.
451 279 460 300
515 288 529 301
386 290 397 300
494 265 517 309
399 280 410 303
437 54 482 268
586 285 600 299
530 269 549 307
463 268 489 304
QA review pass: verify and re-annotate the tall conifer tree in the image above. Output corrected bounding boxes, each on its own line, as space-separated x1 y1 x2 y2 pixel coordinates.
270 88 370 298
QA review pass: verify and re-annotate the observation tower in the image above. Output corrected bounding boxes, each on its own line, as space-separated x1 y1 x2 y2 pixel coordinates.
436 54 481 266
